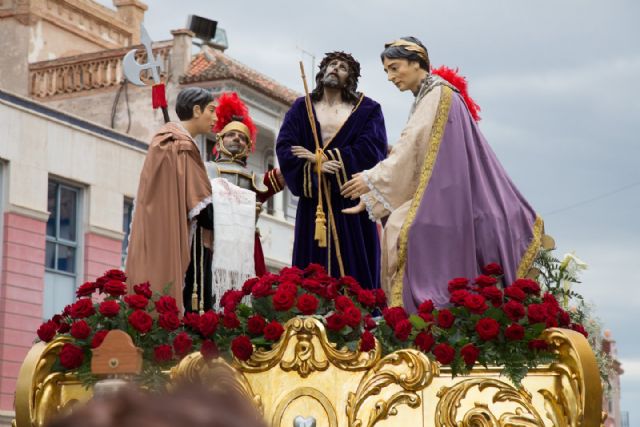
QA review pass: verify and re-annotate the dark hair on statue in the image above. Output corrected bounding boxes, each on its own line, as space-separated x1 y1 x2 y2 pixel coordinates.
175 87 214 120
380 36 430 71
310 51 361 104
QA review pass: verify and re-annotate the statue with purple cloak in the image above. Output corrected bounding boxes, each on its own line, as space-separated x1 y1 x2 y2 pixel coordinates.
342 37 542 311
276 52 388 289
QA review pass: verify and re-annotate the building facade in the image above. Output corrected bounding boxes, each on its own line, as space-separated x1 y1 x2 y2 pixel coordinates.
0 1 298 423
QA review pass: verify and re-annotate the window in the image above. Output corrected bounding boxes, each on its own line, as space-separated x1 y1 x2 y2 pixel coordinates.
46 182 79 274
122 198 134 267
44 180 81 319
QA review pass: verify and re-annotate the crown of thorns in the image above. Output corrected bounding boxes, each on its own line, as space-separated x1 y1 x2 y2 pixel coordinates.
319 51 361 79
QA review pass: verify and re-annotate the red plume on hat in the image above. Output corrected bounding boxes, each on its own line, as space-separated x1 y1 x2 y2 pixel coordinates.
213 92 258 151
432 65 481 121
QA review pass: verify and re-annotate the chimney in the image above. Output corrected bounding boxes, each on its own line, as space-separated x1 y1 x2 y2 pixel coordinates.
113 0 148 45
170 29 194 83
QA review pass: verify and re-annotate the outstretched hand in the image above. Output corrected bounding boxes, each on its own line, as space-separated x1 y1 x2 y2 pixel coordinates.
342 199 366 215
340 173 368 199
291 146 326 164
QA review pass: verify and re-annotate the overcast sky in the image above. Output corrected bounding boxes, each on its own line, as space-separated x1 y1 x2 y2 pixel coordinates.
99 0 640 419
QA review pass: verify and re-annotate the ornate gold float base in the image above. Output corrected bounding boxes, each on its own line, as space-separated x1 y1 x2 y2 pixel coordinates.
13 319 604 427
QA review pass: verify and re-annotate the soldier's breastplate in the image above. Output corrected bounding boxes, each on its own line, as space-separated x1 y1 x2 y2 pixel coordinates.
206 161 268 194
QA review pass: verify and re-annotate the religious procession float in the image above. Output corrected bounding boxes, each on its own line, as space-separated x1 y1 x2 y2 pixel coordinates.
13 27 606 427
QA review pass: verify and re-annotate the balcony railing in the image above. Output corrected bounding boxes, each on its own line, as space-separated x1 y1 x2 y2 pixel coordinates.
29 43 172 99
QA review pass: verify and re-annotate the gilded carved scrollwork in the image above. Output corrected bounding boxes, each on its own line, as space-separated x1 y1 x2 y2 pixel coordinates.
346 349 435 427
170 353 263 414
434 378 545 427
538 328 604 427
14 337 84 427
236 317 381 378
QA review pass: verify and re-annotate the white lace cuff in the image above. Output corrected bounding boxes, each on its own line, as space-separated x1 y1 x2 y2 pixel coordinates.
188 195 213 221
362 171 392 212
361 193 377 222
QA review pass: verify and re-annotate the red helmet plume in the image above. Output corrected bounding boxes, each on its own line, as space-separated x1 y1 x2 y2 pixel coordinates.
213 92 258 150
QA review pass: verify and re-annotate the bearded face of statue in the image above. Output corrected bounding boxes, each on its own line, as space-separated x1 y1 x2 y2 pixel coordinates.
220 130 249 157
322 59 350 90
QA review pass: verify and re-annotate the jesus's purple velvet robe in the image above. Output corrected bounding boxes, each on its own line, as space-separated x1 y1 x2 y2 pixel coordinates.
276 95 387 289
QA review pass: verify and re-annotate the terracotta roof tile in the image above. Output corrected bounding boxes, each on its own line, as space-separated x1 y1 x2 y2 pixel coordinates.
181 50 299 105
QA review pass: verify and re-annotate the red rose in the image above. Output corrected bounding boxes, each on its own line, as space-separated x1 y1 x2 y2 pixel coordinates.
342 306 361 328
326 313 346 331
155 296 179 315
447 277 469 293
359 330 376 352
200 340 219 360
476 318 500 341
272 289 296 311
474 275 498 288
242 277 260 295
103 269 127 282
222 311 240 329
338 276 362 295
558 310 571 327
393 319 413 341
433 343 456 365
220 290 244 311
280 266 303 277
543 292 560 308
91 330 109 348
527 304 548 324
58 322 71 334
128 310 153 333
480 286 503 307
528 339 548 351
103 280 127 297
504 323 525 341
231 335 253 361
571 323 589 338
357 290 376 308
70 320 91 340
69 298 95 319
172 332 193 357
374 289 387 307
460 343 480 366
419 312 434 324
277 280 298 295
264 321 285 341
364 314 377 330
124 294 149 310
159 312 181 331
198 311 219 337
59 343 84 369
418 300 434 314
251 280 275 298
324 283 339 300
37 320 58 342
76 282 96 297
414 331 435 352
503 300 526 321
154 344 173 362
482 263 503 276
463 294 488 314
335 295 354 312
504 286 526 302
247 315 267 335
382 307 408 328
133 282 152 299
99 300 120 318
546 316 559 328
297 293 319 315
183 312 201 330
304 263 327 278
513 278 541 296
436 309 455 329
450 290 471 306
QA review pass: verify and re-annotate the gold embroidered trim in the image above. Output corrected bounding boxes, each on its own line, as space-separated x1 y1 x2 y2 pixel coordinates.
270 170 282 193
516 215 544 278
390 86 453 307
303 162 312 198
322 180 345 277
334 148 349 186
322 93 365 149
